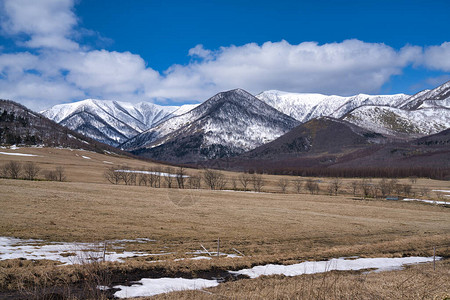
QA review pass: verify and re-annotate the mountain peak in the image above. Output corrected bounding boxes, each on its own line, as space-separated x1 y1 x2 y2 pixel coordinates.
122 88 300 163
400 80 450 110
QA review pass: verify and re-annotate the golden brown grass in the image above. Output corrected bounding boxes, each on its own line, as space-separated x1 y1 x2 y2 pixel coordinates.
0 147 449 298
1 178 449 258
152 260 450 300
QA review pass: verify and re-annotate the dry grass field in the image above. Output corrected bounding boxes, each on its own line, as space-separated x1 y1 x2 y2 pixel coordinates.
152 260 450 300
0 147 449 299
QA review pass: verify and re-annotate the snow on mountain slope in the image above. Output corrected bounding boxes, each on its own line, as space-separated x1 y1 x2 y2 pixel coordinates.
256 90 410 122
122 89 300 163
343 106 450 137
400 80 450 110
42 99 198 146
343 81 450 136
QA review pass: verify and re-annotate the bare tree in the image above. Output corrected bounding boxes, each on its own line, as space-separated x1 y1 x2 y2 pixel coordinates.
305 179 319 195
104 166 121 184
6 161 22 179
278 178 289 193
203 169 227 190
252 174 265 192
55 166 66 182
117 166 134 185
176 167 186 189
292 178 302 194
147 168 156 187
138 172 148 186
389 178 401 194
419 186 430 197
349 180 359 196
435 191 444 200
329 177 342 196
44 170 57 181
409 176 418 184
163 167 174 188
23 161 40 180
400 183 412 196
154 167 162 188
230 177 238 190
359 178 373 198
377 178 391 198
238 173 251 191
188 175 201 189
0 163 9 178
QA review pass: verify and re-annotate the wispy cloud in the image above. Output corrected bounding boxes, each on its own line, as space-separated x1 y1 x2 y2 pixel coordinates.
0 0 449 110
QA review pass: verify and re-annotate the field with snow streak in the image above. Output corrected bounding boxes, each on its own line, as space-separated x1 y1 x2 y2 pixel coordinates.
0 147 449 299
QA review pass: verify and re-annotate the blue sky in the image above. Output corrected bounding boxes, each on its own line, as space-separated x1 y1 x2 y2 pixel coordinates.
0 0 449 110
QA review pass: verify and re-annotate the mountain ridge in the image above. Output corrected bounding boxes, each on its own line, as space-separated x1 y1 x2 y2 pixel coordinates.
123 89 300 163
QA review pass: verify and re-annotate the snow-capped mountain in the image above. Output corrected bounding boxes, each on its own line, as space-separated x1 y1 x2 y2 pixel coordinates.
256 90 410 122
257 81 450 137
400 80 450 110
342 81 450 137
0 99 124 154
343 106 449 138
42 99 198 146
122 89 300 163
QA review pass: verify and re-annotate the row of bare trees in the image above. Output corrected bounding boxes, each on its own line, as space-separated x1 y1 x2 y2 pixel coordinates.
273 176 422 198
0 160 66 181
104 166 269 192
104 166 200 189
103 165 433 198
228 173 265 192
348 178 416 198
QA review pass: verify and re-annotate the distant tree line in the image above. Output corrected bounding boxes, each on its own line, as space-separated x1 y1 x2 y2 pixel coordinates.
261 167 449 181
0 160 66 181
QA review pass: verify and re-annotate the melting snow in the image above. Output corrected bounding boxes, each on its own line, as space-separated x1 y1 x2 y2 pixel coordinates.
231 256 439 279
403 198 450 205
81 155 91 159
113 278 220 299
0 237 160 265
111 256 437 298
0 152 37 157
115 170 189 178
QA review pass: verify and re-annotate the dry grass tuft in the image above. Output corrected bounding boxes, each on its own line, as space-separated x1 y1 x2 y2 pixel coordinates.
152 260 450 300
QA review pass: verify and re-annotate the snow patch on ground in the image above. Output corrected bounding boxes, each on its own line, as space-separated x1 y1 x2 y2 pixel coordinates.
113 278 220 299
231 257 439 279
403 198 450 205
0 237 160 265
110 256 437 298
0 152 38 157
115 169 189 178
81 155 91 159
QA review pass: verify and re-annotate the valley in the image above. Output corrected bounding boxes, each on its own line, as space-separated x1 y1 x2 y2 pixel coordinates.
0 147 449 299
1 81 449 299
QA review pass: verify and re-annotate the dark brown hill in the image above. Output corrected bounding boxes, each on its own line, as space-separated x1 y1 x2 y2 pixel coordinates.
0 100 127 155
215 117 449 178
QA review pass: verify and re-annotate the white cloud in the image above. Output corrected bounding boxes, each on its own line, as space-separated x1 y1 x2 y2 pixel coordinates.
423 42 450 72
188 44 213 60
151 40 422 99
1 0 78 50
58 50 160 99
0 0 448 111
